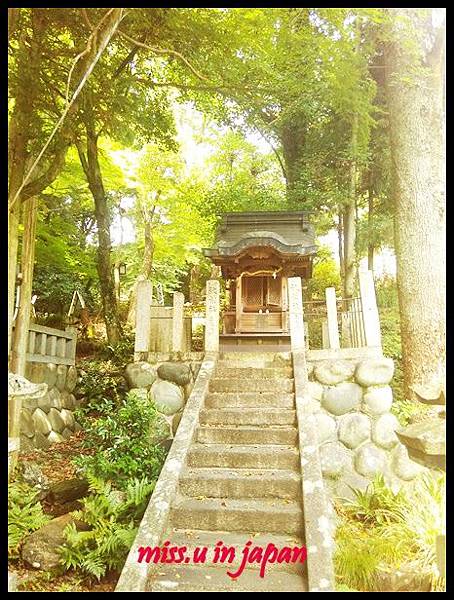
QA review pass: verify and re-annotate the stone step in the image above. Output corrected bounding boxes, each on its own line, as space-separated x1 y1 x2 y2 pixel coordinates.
160 529 307 575
219 352 292 368
170 496 304 535
215 366 294 379
187 443 300 470
205 392 295 409
197 426 298 446
180 467 301 499
200 408 297 427
149 563 307 592
210 378 294 393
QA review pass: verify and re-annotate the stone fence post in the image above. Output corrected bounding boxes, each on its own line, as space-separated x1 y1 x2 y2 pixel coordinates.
325 287 340 349
288 276 305 352
134 280 152 362
172 292 185 354
204 280 220 354
359 270 382 349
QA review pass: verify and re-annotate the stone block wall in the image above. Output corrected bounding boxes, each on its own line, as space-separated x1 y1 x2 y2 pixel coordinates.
124 354 203 448
20 362 80 451
305 357 424 499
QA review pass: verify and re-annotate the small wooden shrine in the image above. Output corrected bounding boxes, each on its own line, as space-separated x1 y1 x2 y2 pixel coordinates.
203 211 316 335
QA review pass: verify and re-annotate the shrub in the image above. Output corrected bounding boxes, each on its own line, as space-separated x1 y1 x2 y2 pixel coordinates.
73 391 167 489
97 329 135 367
60 475 153 580
76 359 125 414
8 483 50 558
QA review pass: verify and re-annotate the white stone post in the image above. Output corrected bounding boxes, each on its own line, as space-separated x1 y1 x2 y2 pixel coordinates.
359 269 382 349
321 320 329 349
325 287 340 349
204 279 220 353
134 280 152 361
288 277 305 351
172 292 185 353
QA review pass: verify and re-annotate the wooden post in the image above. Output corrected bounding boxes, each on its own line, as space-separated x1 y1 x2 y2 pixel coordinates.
359 269 382 349
235 276 242 333
325 287 340 349
172 292 185 353
205 279 220 353
113 262 121 301
10 197 38 375
8 201 21 363
288 277 305 351
134 280 152 361
282 276 288 332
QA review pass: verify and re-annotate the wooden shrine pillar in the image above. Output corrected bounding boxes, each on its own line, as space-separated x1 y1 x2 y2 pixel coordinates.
235 276 242 333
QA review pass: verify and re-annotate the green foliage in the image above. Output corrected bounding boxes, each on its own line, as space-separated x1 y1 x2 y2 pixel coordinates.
343 474 405 526
306 245 341 300
74 391 167 489
8 483 50 558
335 472 446 591
375 277 407 412
76 359 124 413
97 330 135 367
59 474 154 580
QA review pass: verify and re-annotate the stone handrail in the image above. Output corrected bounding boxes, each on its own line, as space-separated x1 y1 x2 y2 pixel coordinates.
292 350 335 592
115 352 218 592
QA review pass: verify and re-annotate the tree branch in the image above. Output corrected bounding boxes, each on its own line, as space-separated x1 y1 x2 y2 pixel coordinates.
21 137 72 201
116 29 211 82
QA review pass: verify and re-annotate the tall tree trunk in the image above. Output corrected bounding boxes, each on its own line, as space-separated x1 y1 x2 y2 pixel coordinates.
10 197 38 375
280 122 305 204
367 186 374 272
77 95 122 344
385 11 445 399
126 202 157 326
8 15 39 360
343 113 358 299
338 210 344 280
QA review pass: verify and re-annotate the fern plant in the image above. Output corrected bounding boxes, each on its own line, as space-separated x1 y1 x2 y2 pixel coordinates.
8 483 50 558
59 474 154 580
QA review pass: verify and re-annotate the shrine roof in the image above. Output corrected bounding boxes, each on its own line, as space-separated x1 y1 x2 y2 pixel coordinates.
203 211 317 259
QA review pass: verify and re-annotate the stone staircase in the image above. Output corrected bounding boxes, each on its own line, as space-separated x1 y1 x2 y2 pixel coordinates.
148 352 308 592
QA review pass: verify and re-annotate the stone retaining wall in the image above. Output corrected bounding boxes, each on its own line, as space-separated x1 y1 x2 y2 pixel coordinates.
124 354 203 448
20 362 80 451
305 356 424 499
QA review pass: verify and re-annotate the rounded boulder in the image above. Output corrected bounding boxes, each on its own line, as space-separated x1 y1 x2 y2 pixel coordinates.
314 360 355 385
321 382 362 416
319 441 353 478
354 443 387 478
363 386 393 415
150 380 184 415
391 444 423 481
372 413 401 449
124 362 157 390
150 413 171 445
355 358 394 387
314 413 337 444
157 362 191 386
339 413 371 449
